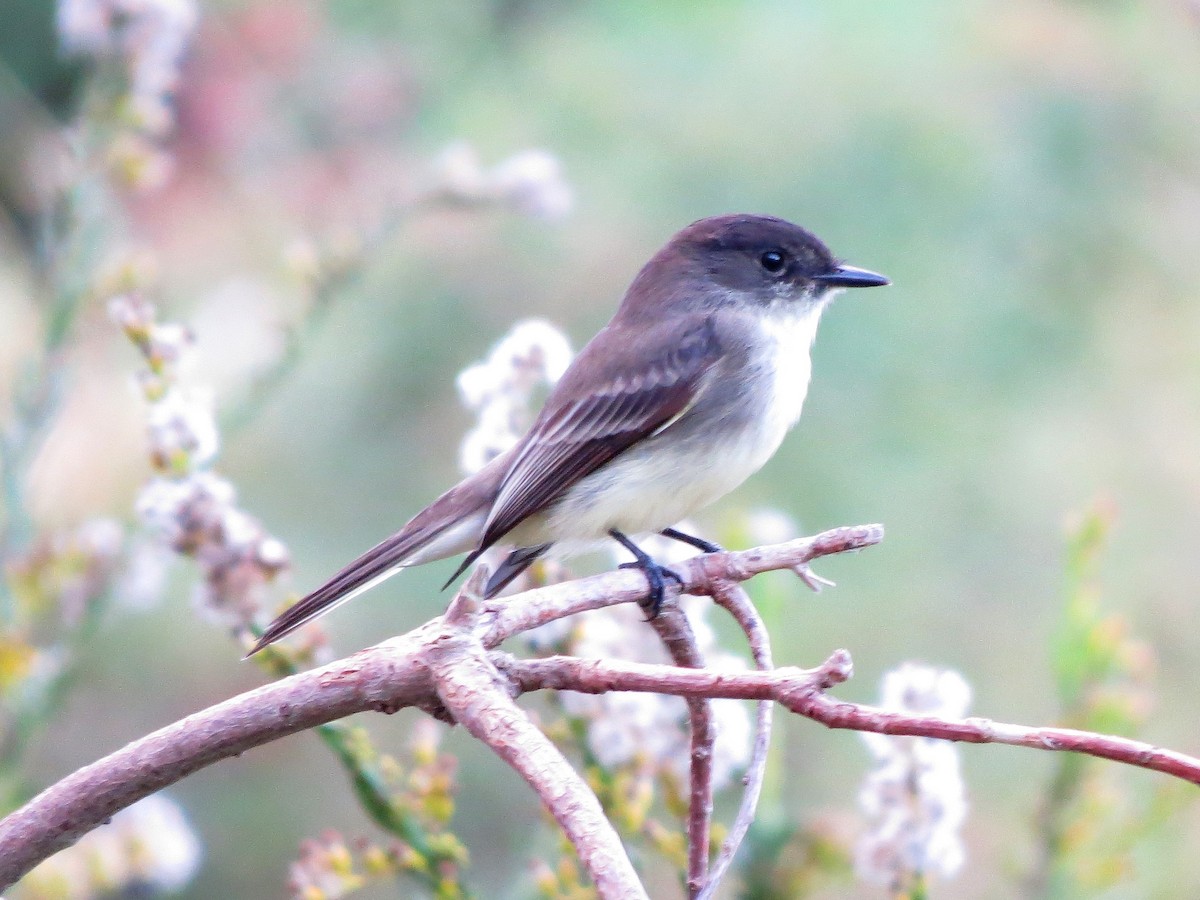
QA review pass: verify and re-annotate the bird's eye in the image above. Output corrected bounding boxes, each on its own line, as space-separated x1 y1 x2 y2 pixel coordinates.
759 250 786 274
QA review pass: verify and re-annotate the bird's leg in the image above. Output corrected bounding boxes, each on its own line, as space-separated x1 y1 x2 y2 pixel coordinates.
609 529 682 618
659 526 723 554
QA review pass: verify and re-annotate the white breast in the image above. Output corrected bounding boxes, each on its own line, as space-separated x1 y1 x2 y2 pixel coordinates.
754 305 823 447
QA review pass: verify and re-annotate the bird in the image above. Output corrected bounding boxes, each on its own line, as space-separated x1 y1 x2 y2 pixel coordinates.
249 213 888 654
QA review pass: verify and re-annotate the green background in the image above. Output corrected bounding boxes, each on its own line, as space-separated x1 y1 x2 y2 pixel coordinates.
3 0 1200 895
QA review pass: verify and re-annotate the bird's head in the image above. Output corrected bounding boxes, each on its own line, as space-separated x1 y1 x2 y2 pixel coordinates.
620 213 889 320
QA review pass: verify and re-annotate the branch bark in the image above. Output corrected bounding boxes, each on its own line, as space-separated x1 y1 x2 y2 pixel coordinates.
7 523 1194 897
504 650 1200 787
698 578 774 900
0 526 880 893
432 572 647 897
647 602 714 898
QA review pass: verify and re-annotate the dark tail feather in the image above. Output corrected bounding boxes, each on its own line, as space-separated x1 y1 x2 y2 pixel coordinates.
442 548 484 592
247 524 444 656
246 446 517 656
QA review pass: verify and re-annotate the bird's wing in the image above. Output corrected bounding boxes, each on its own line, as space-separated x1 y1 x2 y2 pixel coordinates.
471 314 722 561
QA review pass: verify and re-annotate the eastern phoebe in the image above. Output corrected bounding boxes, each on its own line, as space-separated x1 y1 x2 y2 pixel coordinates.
250 214 887 654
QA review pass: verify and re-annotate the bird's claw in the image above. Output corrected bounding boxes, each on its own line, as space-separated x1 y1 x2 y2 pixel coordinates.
620 559 683 618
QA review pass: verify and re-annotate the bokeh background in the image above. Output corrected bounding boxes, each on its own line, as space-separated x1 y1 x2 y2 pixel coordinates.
3 0 1200 896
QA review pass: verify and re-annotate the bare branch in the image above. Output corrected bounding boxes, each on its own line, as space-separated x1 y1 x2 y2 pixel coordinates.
504 651 1200 787
0 627 441 889
647 601 713 898
14 524 1195 899
0 525 880 891
478 523 885 647
699 579 774 900
431 572 646 899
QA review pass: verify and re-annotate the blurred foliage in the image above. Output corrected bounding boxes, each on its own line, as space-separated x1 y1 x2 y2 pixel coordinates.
738 818 854 898
283 722 470 899
1028 502 1191 898
1 0 1199 896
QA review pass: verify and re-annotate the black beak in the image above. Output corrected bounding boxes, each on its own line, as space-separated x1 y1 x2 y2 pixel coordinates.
813 264 890 288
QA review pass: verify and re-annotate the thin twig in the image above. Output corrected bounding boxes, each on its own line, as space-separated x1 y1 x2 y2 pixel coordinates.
648 601 713 899
478 524 886 648
504 651 1200 788
699 579 774 900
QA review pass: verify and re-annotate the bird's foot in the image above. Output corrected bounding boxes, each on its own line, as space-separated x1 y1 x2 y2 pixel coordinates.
619 558 683 618
610 529 683 618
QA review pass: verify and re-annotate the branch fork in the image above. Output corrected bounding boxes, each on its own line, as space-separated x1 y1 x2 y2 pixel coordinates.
5 523 1197 898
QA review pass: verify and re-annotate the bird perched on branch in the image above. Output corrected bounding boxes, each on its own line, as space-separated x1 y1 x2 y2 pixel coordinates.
250 213 888 654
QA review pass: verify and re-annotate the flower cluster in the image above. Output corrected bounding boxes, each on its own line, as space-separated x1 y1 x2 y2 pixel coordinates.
430 143 573 220
287 721 467 899
547 532 751 795
5 518 124 629
456 319 572 475
1 518 126 730
112 295 289 629
20 793 201 898
288 832 369 900
856 663 970 891
561 592 753 793
56 0 198 189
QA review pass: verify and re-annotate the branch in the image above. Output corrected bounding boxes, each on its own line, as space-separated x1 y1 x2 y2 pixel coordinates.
504 651 1200 786
2 517 1198 895
432 572 647 897
698 579 774 900
0 525 879 893
0 625 439 888
646 601 713 898
477 524 885 647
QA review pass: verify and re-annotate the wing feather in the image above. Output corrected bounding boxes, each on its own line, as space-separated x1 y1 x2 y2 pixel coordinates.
476 316 721 553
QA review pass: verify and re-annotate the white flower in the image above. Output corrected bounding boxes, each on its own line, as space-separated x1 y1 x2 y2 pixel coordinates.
135 472 234 546
115 537 175 611
430 142 572 219
57 0 198 137
107 293 156 333
74 517 124 560
430 142 487 198
492 319 574 386
147 388 219 469
120 300 290 630
558 595 752 791
145 321 193 367
134 474 288 627
56 0 116 55
856 663 970 889
489 149 573 219
456 319 573 475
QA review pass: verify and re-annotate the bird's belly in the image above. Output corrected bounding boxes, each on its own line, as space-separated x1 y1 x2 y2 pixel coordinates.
532 412 792 543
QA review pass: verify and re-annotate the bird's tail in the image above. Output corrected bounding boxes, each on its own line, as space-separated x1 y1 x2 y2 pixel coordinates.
247 451 513 656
